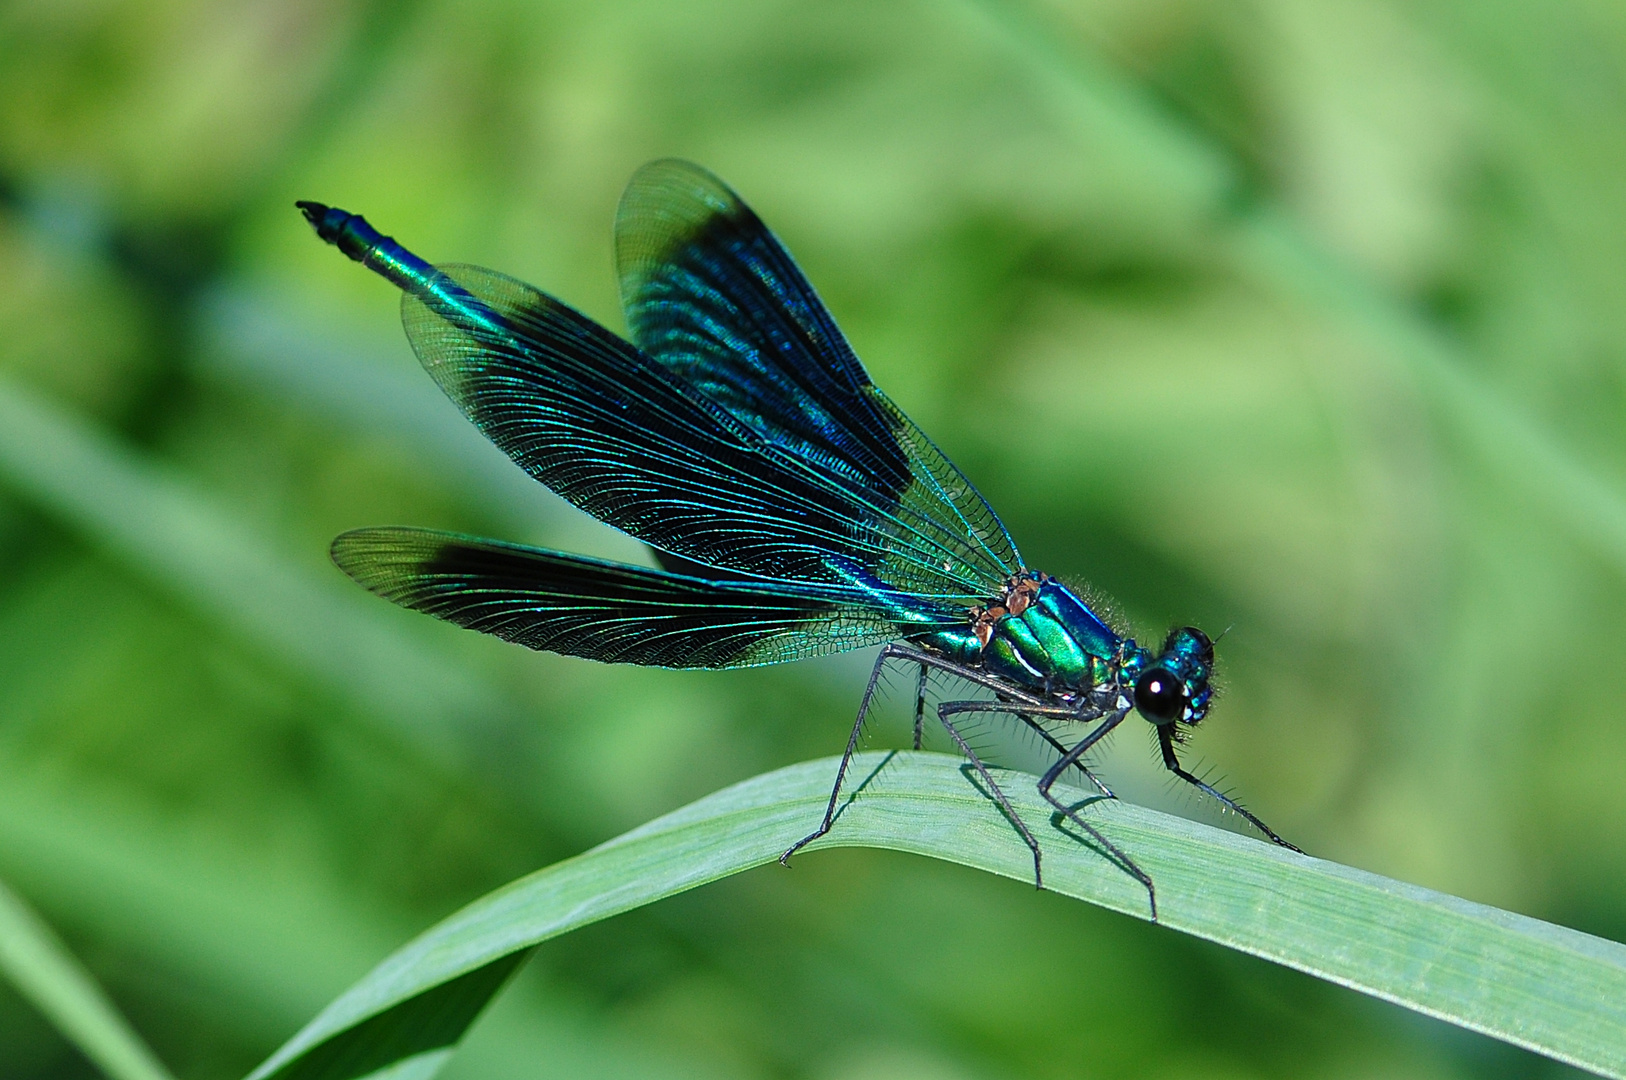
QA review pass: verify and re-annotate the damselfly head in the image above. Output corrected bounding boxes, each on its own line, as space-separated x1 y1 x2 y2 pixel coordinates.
1132 626 1214 726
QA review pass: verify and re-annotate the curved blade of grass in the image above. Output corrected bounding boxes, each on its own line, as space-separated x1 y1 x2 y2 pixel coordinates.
0 758 704 1080
0 875 176 1080
248 751 1626 1080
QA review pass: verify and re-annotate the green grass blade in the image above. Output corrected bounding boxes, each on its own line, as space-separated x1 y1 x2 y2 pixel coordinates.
247 752 1626 1080
0 875 177 1080
0 758 704 1080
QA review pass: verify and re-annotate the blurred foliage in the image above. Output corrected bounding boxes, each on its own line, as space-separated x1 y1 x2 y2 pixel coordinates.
0 0 1623 1077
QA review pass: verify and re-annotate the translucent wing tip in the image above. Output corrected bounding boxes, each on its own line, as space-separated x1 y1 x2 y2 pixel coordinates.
330 527 447 602
615 159 745 300
622 159 735 210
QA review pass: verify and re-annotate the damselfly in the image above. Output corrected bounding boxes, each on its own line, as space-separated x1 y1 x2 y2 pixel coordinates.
298 160 1300 918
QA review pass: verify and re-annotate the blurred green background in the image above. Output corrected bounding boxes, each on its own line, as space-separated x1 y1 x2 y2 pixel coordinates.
1 0 1624 1077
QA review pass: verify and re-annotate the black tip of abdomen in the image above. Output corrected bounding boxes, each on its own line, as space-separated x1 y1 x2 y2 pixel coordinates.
295 200 355 245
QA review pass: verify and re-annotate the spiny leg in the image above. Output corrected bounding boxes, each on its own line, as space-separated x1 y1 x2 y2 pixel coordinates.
1025 716 1117 798
937 699 1116 798
912 662 928 751
1022 681 1127 793
781 643 909 865
938 700 1152 916
879 643 1050 706
933 703 1045 888
1034 707 1157 919
782 642 1057 867
933 698 1148 907
937 700 1087 721
1009 712 1114 796
1156 726 1302 853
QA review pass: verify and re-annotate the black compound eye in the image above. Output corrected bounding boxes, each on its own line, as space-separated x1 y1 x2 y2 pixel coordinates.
1134 667 1184 724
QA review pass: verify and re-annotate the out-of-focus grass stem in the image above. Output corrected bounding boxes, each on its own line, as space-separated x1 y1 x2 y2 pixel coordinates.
0 875 177 1080
971 0 1626 574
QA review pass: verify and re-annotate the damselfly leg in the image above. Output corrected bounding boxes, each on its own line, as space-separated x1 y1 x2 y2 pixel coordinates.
912 662 928 751
931 702 1044 884
783 643 1149 911
935 698 1152 915
1156 726 1302 852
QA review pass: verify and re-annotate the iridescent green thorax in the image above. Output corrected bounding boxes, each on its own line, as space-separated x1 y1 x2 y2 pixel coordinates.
918 575 1216 725
921 576 1129 690
986 578 1117 689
